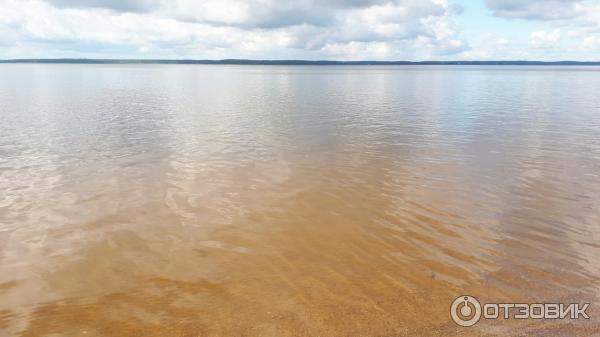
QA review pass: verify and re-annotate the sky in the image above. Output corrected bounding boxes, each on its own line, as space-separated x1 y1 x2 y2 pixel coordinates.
1 0 600 61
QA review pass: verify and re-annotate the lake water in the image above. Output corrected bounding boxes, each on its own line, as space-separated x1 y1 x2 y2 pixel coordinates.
1 64 600 336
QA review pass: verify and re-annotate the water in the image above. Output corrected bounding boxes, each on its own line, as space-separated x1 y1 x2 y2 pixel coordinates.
1 64 600 336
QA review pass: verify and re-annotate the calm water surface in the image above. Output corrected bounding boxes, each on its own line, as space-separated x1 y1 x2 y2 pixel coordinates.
1 65 600 336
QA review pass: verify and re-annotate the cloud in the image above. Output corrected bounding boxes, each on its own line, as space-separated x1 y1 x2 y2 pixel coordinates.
0 0 469 60
530 29 561 48
316 0 391 8
165 0 470 55
482 0 600 59
165 0 334 29
496 38 509 46
485 0 583 20
581 35 600 50
45 0 161 12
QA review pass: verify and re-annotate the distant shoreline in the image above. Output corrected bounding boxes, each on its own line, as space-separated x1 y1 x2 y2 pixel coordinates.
2 59 600 66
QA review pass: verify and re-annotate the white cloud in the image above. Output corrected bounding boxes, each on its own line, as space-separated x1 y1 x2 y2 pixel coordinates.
481 0 600 60
0 0 469 60
321 41 392 59
582 36 600 49
4 0 599 61
45 0 161 12
530 29 561 48
496 38 509 46
485 0 583 20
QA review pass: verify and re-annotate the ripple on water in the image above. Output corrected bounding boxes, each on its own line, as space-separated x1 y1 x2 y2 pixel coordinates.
1 64 600 336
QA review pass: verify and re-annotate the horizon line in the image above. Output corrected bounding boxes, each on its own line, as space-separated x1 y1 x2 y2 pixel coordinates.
2 58 600 65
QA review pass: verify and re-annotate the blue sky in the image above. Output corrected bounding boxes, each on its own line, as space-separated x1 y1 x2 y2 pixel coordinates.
451 0 592 60
1 0 599 60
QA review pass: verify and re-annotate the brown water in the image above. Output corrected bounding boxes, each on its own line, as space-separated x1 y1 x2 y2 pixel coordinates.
1 64 600 336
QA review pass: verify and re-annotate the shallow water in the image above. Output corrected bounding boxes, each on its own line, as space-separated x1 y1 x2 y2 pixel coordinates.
1 64 600 336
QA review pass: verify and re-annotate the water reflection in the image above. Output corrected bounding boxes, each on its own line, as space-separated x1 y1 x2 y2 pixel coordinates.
1 65 600 336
